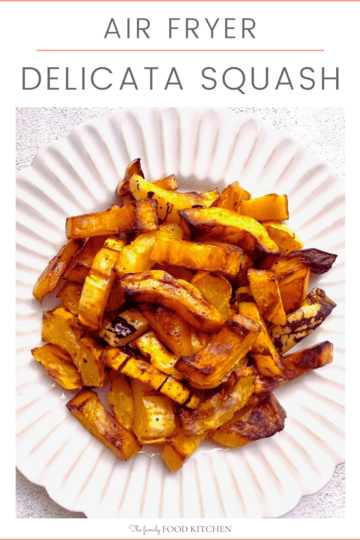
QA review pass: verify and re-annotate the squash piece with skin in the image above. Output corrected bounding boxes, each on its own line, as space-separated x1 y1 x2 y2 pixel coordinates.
33 239 82 302
120 270 224 333
175 314 260 389
248 268 287 326
79 237 126 330
129 174 219 224
115 223 183 277
67 390 141 460
132 379 177 444
42 306 105 387
179 207 280 268
32 343 83 390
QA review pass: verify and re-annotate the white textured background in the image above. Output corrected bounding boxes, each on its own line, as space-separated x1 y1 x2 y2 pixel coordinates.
16 107 345 519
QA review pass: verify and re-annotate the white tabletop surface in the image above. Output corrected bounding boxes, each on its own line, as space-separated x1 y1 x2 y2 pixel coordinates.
16 106 345 519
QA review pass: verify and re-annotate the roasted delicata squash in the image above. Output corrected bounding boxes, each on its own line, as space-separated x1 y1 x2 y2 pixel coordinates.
67 390 141 460
150 238 243 278
179 207 280 268
270 288 337 353
116 158 145 197
191 271 234 321
129 174 219 223
271 259 310 314
99 308 150 347
275 248 338 275
235 286 254 304
252 341 334 396
217 181 250 211
115 223 183 277
280 340 333 380
262 222 304 255
108 371 135 433
32 343 83 390
57 282 82 315
33 239 82 302
238 194 289 222
31 156 338 473
211 393 286 448
42 307 105 387
66 199 159 239
63 236 108 283
176 314 260 388
180 371 255 435
116 157 178 198
132 379 177 444
238 302 282 378
79 237 126 330
102 348 201 408
248 269 287 326
135 330 183 380
120 270 224 333
139 303 207 356
161 429 208 473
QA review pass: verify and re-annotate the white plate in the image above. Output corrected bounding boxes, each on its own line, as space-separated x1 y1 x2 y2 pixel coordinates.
16 108 345 518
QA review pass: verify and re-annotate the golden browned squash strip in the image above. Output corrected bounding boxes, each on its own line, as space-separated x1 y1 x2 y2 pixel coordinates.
175 314 260 389
32 343 83 390
252 341 333 395
269 288 337 353
150 238 243 278
238 302 282 378
42 306 106 387
135 330 183 380
129 174 219 223
102 348 201 408
108 371 135 433
275 264 310 314
180 372 255 436
217 181 250 210
248 268 287 326
67 390 141 460
238 194 289 222
115 223 183 277
79 237 126 330
116 158 145 197
262 222 304 255
139 303 208 357
211 393 286 447
161 429 208 473
154 174 179 191
64 236 108 283
116 157 178 197
120 270 224 333
131 379 177 444
99 308 150 347
179 207 280 268
66 200 158 239
33 239 82 302
280 340 333 380
276 248 338 275
191 271 234 321
57 282 82 315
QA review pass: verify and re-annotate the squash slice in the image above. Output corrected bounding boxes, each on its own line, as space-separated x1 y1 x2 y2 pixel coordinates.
129 174 219 223
67 390 141 460
179 207 280 268
33 239 82 302
176 314 260 389
120 270 224 333
66 200 158 239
